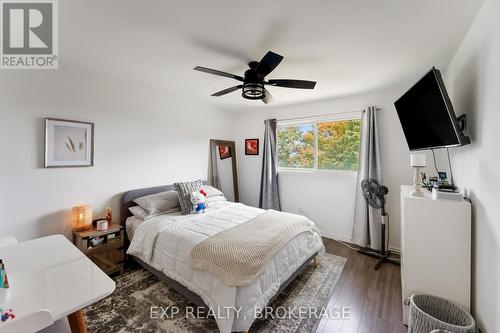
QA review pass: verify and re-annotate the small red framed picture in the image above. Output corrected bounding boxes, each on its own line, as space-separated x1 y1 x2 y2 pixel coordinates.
218 145 232 160
245 139 259 155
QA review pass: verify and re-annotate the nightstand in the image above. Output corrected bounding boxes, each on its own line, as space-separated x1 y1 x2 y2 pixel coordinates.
73 223 124 276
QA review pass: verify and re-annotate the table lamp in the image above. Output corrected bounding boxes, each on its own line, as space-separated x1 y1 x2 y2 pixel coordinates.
410 154 426 197
72 205 92 231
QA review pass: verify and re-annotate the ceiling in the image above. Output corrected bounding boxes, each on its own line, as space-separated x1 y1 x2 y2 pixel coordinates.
61 0 484 109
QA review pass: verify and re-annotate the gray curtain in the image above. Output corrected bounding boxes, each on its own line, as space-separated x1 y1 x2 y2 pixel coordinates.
259 119 281 210
352 106 382 249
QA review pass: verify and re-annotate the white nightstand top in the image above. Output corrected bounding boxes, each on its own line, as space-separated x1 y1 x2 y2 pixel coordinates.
0 234 115 332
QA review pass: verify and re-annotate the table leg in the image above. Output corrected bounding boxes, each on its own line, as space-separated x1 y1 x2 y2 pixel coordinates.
67 309 87 333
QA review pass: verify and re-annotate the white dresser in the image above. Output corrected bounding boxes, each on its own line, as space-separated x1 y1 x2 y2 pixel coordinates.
400 185 471 324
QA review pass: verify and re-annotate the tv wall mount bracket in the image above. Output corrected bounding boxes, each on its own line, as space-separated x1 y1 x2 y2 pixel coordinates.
457 114 467 133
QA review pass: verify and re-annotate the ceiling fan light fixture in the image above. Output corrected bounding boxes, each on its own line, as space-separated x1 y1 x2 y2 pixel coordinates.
242 83 265 100
194 50 317 103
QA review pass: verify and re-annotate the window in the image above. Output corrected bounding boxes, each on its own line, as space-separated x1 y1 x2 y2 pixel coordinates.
277 118 361 171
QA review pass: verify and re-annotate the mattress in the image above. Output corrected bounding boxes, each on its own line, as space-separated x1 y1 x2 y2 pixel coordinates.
126 201 325 333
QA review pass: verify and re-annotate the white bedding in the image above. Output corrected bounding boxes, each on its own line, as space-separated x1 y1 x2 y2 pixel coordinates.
126 201 325 333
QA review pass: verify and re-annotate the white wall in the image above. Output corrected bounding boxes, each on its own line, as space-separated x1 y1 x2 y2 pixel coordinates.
278 170 357 242
441 1 500 331
0 64 235 241
232 84 413 250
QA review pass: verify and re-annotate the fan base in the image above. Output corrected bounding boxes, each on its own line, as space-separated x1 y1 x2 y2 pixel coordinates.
358 248 400 270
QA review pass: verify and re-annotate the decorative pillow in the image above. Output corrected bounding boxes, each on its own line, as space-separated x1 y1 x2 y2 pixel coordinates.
174 179 203 214
129 206 148 220
200 185 224 198
133 190 180 216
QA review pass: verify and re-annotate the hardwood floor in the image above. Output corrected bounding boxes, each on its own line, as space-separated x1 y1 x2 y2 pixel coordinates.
316 238 406 333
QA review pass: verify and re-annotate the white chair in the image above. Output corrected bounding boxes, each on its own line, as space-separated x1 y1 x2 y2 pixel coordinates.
37 317 71 333
1 310 54 333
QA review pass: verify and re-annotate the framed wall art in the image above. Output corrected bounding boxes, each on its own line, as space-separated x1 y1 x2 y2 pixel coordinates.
218 145 232 160
44 118 94 168
245 138 259 155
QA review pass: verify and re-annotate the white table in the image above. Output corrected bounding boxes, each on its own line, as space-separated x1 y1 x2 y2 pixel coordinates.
0 235 116 333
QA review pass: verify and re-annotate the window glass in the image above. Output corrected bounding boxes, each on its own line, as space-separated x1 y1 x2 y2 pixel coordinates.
277 124 314 168
317 119 361 171
277 119 361 171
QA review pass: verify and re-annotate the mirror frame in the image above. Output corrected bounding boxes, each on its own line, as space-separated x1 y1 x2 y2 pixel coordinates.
210 139 239 202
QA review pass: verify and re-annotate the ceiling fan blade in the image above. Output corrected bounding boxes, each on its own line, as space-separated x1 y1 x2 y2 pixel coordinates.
255 51 284 78
267 79 316 89
262 88 274 104
211 85 243 97
194 66 244 82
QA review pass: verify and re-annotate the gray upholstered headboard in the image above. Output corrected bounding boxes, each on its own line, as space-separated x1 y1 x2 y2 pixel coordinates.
120 181 210 225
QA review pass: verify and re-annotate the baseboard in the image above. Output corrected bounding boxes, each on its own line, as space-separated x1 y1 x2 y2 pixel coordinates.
320 231 401 254
389 247 401 255
320 231 353 244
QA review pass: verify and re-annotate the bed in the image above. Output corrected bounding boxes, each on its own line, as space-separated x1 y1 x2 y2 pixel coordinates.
121 183 325 333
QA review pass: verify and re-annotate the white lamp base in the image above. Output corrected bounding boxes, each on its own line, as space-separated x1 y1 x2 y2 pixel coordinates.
411 166 425 197
410 190 426 197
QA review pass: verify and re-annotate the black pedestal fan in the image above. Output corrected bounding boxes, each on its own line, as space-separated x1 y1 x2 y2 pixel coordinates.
358 179 400 270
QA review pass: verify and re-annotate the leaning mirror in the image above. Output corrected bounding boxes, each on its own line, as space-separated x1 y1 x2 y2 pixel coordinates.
209 139 239 202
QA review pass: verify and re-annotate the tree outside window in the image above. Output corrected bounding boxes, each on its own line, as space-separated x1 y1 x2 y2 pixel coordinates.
277 119 361 171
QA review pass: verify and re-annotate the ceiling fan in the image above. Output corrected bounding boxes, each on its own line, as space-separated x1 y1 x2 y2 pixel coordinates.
194 51 316 104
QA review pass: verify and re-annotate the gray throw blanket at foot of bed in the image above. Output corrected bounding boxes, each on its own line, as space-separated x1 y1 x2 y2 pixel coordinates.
190 209 319 286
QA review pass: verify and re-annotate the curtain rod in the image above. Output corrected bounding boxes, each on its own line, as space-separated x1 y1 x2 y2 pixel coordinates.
276 107 381 123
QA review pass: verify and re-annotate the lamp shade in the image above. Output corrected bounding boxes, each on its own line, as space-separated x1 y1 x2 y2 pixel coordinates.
72 205 92 231
410 154 426 167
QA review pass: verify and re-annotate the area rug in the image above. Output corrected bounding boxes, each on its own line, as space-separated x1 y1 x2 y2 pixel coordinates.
84 253 346 333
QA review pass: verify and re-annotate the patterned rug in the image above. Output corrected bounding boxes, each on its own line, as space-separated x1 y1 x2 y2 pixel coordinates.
84 253 346 333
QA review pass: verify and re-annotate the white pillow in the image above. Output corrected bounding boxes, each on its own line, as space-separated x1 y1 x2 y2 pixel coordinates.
133 190 180 215
201 185 224 198
129 205 181 221
129 206 148 220
206 195 227 203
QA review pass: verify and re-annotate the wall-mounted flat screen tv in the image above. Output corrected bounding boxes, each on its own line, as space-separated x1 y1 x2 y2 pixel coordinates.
394 67 470 151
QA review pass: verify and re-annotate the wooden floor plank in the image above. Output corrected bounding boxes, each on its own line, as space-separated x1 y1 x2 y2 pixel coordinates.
316 238 406 333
